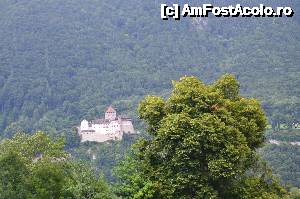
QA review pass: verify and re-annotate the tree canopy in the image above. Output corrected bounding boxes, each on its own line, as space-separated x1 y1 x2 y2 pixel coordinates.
0 132 116 199
115 75 286 199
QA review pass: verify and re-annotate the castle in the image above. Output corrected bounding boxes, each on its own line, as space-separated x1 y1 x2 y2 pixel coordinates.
78 106 135 142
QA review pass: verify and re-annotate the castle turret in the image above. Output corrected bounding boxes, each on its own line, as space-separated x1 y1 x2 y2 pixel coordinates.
105 105 117 120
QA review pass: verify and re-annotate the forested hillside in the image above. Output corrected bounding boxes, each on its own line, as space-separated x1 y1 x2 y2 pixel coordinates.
0 0 299 137
262 129 300 187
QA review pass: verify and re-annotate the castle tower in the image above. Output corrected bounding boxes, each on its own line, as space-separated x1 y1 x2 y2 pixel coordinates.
105 105 117 120
80 119 89 130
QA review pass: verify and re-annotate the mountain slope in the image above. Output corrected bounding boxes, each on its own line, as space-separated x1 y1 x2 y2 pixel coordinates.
0 0 299 137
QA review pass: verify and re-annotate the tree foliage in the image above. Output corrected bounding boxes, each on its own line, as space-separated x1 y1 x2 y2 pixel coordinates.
0 132 116 199
115 75 286 198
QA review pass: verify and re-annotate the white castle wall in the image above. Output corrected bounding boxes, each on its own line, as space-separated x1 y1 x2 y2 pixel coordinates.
80 131 122 142
121 120 135 134
105 111 117 120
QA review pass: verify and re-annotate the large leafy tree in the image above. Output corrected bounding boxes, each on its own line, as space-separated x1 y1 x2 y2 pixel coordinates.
115 75 286 199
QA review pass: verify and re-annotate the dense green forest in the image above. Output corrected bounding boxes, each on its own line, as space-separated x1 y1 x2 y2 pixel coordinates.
262 129 300 187
0 0 299 136
0 0 299 194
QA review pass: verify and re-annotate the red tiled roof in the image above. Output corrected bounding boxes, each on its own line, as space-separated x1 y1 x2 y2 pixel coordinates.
106 105 116 113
